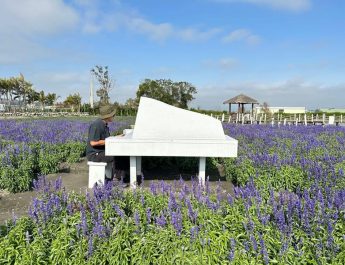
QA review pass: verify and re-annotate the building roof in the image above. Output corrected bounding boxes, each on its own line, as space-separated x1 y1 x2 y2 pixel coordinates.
223 94 259 104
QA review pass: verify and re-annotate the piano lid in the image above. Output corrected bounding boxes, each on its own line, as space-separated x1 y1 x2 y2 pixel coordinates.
132 97 226 140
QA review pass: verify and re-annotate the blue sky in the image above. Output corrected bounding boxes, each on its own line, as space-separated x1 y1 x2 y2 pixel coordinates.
0 0 344 110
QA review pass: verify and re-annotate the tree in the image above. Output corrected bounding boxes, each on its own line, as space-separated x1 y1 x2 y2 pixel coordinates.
260 102 272 118
64 93 82 112
0 75 32 106
0 75 59 111
45 93 58 106
7 77 17 101
38 90 46 110
26 88 39 104
124 98 138 109
15 73 33 107
0 78 10 101
91 65 113 104
136 79 197 109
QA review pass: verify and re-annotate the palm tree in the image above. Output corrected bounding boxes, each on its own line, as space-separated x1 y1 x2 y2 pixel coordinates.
64 93 81 112
38 90 45 110
1 78 11 101
17 74 32 108
0 78 7 101
27 88 39 104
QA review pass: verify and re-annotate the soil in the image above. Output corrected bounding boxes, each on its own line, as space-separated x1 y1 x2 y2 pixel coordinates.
0 158 234 225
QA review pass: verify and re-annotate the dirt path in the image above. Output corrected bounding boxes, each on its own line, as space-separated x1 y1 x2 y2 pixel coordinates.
0 158 233 225
0 158 89 225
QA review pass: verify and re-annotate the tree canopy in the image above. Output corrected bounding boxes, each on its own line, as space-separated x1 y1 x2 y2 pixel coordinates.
136 79 197 109
0 75 32 103
64 93 81 111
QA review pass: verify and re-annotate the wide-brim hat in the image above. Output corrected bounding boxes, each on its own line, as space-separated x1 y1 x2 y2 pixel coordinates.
99 105 116 119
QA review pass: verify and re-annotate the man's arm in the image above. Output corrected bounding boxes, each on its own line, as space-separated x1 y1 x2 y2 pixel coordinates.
89 124 105 146
90 139 105 146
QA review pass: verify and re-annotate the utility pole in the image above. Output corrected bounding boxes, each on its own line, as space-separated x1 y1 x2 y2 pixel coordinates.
89 72 94 109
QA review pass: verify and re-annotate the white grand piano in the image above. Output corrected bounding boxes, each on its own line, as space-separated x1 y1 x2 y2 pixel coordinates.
105 97 238 188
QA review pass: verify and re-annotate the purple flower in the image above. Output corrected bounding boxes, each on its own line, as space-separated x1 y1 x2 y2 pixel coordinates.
149 181 157 195
92 208 105 238
80 204 88 236
112 204 125 219
53 176 62 191
155 212 167 227
205 176 210 194
170 208 183 236
134 210 140 232
140 194 145 206
259 233 269 264
243 241 250 252
146 208 152 224
87 236 93 258
227 194 234 206
168 191 178 210
190 226 199 241
228 238 236 262
185 198 198 223
216 180 223 203
250 234 258 252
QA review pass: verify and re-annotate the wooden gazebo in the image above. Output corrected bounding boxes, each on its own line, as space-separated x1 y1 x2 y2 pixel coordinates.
223 94 259 114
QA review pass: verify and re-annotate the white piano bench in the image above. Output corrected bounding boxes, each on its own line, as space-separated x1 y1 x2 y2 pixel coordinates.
87 161 112 188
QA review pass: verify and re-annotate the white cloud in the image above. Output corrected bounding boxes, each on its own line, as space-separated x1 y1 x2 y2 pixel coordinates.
121 14 223 42
126 17 174 41
222 29 261 45
203 58 239 70
192 78 345 110
0 0 247 64
0 0 79 36
79 5 121 34
177 27 223 42
31 71 90 100
0 0 80 64
214 0 311 12
73 1 223 42
0 35 53 64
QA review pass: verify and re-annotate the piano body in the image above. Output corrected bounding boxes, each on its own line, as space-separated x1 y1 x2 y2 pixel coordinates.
105 97 238 188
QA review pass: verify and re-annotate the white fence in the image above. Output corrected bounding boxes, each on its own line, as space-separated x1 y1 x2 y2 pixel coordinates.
210 113 344 126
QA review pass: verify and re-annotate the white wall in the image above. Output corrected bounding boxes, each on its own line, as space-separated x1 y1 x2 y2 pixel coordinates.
255 107 306 114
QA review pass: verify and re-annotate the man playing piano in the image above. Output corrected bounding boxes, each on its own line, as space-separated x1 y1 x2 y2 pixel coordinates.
86 105 129 185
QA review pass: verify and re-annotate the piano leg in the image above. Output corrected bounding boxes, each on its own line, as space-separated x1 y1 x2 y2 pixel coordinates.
130 156 137 189
136 157 142 176
198 157 206 186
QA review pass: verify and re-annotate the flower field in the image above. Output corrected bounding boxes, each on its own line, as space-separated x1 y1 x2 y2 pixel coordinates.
0 119 126 192
1 121 345 264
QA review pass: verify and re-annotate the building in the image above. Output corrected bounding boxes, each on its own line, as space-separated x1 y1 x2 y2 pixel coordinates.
318 108 345 113
255 106 306 114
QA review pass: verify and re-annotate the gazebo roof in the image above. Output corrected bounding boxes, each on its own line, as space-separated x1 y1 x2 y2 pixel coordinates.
223 93 259 104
